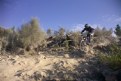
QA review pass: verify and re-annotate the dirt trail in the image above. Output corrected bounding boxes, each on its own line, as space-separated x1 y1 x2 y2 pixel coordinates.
0 47 99 81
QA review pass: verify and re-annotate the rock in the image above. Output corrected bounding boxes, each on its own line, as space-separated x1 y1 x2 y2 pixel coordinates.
58 61 64 66
82 78 87 81
0 57 2 61
26 45 34 51
85 63 89 65
84 69 88 73
101 69 121 81
14 55 20 60
40 71 47 77
89 50 94 54
32 71 42 81
64 54 69 58
117 71 121 81
0 41 2 51
102 69 118 81
81 59 86 63
38 51 41 55
15 70 23 77
2 59 5 62
105 74 117 81
102 69 113 76
8 55 12 58
17 48 25 55
38 51 45 55
57 72 63 78
40 54 46 59
12 60 16 65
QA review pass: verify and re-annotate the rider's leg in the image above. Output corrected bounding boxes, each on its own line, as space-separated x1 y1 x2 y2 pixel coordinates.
87 33 91 44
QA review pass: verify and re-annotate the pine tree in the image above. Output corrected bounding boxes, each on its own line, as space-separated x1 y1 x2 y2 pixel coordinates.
115 24 121 37
47 28 52 37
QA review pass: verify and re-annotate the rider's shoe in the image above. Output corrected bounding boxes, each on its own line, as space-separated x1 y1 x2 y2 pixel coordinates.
86 42 90 45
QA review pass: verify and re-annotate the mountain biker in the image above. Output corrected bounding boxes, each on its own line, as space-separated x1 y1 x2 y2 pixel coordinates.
81 24 94 44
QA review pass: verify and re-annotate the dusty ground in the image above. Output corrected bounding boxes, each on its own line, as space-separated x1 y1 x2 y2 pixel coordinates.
0 47 102 81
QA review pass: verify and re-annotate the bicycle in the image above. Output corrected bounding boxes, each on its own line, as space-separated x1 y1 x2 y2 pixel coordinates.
79 32 94 50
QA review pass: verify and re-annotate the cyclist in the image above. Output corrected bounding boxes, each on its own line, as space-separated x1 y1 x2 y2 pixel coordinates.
81 24 94 44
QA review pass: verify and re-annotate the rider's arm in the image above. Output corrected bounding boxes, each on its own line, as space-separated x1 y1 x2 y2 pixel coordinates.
81 28 86 33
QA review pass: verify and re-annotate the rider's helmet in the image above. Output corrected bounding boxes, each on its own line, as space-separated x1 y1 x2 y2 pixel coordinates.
85 24 89 28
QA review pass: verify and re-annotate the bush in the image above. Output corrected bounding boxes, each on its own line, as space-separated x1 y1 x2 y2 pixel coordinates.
47 28 52 37
5 27 22 52
93 27 113 45
0 27 18 52
70 31 80 47
99 44 121 70
94 27 112 37
0 27 8 38
19 18 46 48
114 24 121 37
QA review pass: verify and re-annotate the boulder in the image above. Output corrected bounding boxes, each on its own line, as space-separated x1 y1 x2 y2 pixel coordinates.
64 54 70 58
17 48 25 55
26 45 34 51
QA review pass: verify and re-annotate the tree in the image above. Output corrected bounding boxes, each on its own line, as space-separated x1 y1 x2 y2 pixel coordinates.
53 27 65 40
19 18 46 47
47 28 52 37
58 27 65 37
115 24 121 37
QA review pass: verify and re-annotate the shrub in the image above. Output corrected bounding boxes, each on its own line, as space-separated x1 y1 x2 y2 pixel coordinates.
53 28 66 41
58 27 65 37
93 27 113 45
70 31 80 47
0 27 7 38
0 27 19 52
19 18 46 48
99 44 121 70
94 27 112 37
114 24 121 45
114 24 121 37
47 28 52 37
6 27 21 52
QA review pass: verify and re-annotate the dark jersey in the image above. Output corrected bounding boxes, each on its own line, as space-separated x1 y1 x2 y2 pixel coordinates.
81 26 94 33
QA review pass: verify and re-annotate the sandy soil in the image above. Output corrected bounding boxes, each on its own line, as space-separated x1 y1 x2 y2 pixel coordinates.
0 53 87 81
0 45 98 81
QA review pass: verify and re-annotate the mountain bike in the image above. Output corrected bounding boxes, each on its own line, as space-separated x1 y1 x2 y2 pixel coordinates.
79 31 94 50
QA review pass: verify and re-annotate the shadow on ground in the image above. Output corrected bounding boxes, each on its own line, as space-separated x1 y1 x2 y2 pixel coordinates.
42 47 86 59
26 54 105 81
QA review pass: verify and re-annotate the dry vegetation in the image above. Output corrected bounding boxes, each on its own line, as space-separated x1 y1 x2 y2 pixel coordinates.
0 18 121 81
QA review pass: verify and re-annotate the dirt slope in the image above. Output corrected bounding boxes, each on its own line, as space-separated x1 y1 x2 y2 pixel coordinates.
0 47 102 81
